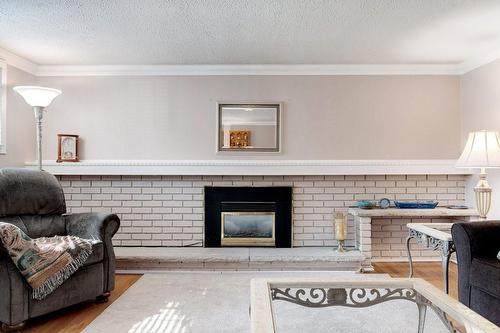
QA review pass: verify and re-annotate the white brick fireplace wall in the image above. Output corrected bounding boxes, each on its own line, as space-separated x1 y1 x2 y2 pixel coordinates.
58 174 466 260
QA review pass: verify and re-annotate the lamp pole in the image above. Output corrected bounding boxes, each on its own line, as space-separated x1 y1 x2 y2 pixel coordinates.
33 106 44 171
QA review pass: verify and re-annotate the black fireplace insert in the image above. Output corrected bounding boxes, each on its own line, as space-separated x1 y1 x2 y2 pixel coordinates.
204 187 292 247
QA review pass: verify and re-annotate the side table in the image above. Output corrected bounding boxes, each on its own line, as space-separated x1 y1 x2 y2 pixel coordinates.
406 223 455 294
348 207 479 272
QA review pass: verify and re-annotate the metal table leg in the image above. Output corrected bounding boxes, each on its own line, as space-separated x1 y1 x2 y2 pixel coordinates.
441 243 455 294
406 236 414 278
416 294 428 333
407 227 455 294
416 294 457 333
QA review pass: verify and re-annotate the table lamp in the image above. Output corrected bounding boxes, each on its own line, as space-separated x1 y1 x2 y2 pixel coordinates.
13 86 61 170
456 130 500 218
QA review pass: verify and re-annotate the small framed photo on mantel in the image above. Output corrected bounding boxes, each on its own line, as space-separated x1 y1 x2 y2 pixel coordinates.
57 134 79 162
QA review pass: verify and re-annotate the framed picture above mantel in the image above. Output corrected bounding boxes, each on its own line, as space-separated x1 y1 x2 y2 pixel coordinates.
56 134 80 162
217 103 282 153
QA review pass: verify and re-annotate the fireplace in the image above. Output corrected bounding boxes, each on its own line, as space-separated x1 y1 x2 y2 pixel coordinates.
204 187 292 247
221 211 275 246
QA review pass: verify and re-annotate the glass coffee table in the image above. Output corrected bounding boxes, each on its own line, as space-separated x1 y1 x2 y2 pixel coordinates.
251 278 499 333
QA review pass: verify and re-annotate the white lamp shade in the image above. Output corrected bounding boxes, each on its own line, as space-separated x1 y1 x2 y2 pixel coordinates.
456 130 500 168
13 86 61 108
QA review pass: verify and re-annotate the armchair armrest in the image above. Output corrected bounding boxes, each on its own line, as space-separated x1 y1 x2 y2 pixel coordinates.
451 221 500 306
452 221 500 260
64 213 120 293
64 213 120 241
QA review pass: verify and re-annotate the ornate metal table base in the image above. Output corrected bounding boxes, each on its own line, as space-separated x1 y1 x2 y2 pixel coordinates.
406 228 455 294
271 287 456 333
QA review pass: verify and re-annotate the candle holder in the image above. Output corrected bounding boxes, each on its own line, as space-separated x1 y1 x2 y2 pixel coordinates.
334 212 348 253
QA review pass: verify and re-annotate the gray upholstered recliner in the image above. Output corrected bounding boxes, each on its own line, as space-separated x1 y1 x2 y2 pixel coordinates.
452 221 500 326
0 168 120 332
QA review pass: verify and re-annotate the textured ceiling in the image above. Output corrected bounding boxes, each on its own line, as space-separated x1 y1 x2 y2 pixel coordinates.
1 0 500 65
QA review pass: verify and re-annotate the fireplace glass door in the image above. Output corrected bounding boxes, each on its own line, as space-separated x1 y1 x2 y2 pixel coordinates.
221 212 275 246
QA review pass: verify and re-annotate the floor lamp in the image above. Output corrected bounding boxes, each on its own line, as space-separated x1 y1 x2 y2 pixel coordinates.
456 130 500 218
13 86 61 171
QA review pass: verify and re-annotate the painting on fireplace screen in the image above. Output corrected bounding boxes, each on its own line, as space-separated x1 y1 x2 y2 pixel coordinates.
221 212 275 246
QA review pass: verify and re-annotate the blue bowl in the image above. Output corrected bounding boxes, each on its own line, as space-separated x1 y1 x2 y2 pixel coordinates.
394 201 438 209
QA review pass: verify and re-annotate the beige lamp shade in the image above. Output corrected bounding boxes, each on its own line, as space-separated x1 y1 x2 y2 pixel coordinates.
456 130 500 168
13 86 61 108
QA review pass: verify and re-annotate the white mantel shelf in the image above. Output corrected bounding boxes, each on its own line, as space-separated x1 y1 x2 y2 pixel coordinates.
25 159 472 176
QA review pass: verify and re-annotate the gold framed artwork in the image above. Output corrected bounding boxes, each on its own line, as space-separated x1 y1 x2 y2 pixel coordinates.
229 130 250 148
57 134 79 162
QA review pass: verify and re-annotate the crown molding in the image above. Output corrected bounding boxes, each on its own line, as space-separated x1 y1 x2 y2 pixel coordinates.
456 48 500 75
0 47 38 75
24 159 472 176
1 46 499 77
35 64 463 76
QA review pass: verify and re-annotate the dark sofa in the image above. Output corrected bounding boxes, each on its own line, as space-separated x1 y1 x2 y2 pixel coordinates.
0 168 120 332
452 221 500 326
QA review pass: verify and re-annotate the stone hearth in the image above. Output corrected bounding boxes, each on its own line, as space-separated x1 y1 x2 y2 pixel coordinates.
114 247 365 271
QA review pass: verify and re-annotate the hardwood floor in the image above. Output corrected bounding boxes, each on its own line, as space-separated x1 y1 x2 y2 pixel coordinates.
373 261 459 300
23 274 141 333
17 262 457 332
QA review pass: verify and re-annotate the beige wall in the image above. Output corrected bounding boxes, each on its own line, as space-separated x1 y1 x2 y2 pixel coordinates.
460 59 500 218
0 65 36 167
36 75 461 160
460 59 500 135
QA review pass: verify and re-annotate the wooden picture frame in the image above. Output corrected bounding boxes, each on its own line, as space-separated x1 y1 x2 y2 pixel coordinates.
57 134 79 162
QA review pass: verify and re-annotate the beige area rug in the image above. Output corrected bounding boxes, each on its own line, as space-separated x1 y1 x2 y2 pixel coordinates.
83 271 449 333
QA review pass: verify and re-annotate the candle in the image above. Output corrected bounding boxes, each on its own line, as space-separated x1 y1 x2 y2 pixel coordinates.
334 212 348 253
334 212 347 240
